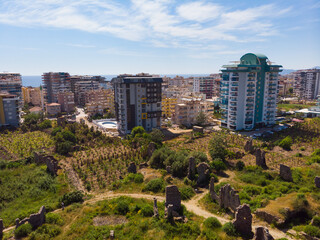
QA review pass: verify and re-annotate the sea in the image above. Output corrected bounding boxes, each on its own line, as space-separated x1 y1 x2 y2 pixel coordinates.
22 74 211 87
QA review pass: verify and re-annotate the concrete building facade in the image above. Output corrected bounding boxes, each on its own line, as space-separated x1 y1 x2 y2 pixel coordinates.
112 73 162 134
57 92 75 113
46 103 61 116
42 72 71 103
0 92 20 127
0 73 22 107
193 74 221 99
220 53 282 130
293 69 320 100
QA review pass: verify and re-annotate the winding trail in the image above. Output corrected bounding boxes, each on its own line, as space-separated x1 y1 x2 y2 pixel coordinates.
3 190 293 239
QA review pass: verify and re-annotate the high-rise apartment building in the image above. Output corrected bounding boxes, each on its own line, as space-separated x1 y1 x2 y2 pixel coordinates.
57 92 75 113
193 74 221 99
0 72 22 105
22 87 44 107
220 53 282 130
293 69 320 100
42 72 71 103
0 92 20 127
85 89 115 116
112 73 162 134
74 80 99 106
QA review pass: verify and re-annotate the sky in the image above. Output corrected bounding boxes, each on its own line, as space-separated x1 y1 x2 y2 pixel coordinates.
0 0 319 76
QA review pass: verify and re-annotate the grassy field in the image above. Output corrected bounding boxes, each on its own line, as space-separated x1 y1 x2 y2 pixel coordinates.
277 103 314 111
0 162 69 226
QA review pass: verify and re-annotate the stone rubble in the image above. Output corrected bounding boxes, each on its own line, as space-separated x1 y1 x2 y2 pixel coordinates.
244 139 254 153
153 198 159 218
254 226 274 240
34 152 59 175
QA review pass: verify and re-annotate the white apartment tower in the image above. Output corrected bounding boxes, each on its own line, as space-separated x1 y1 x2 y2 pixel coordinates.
220 53 282 130
112 73 162 135
293 69 320 100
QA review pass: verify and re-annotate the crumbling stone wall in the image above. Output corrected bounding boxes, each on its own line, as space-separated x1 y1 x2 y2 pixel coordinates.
15 206 46 230
219 184 240 211
315 176 320 188
233 204 253 237
254 226 274 240
280 164 293 182
187 157 196 180
153 198 159 218
0 219 3 240
127 162 137 173
244 139 254 153
209 177 219 202
255 148 268 169
34 152 59 175
165 185 181 212
197 162 210 187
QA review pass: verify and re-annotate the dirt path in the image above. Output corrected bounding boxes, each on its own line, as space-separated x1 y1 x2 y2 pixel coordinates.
59 160 86 193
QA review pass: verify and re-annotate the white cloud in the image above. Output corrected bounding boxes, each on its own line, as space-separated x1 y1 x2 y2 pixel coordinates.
177 1 222 22
0 0 293 51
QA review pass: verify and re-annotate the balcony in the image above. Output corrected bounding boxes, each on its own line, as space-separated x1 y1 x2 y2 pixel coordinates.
231 77 239 82
231 82 239 87
230 102 237 107
231 87 238 92
230 97 237 102
247 78 255 82
230 93 238 97
247 83 255 88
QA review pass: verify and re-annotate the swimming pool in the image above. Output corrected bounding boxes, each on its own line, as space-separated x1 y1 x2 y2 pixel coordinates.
94 119 118 129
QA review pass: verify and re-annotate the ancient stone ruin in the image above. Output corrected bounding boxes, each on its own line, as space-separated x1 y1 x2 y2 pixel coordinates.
254 226 274 240
209 177 218 202
219 184 241 211
34 152 59 176
233 204 253 237
197 162 210 187
244 139 254 153
127 162 137 174
0 219 3 240
315 176 320 188
280 164 293 182
147 142 156 158
187 157 196 180
165 185 181 212
15 206 46 230
153 198 159 218
255 148 268 169
209 182 240 211
167 204 174 219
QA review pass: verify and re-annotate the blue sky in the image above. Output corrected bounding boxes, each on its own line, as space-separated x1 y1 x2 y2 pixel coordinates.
0 0 319 75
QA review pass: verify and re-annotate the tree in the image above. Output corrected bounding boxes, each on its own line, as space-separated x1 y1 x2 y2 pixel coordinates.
150 128 164 144
195 111 207 126
279 136 292 150
208 135 228 160
131 126 146 138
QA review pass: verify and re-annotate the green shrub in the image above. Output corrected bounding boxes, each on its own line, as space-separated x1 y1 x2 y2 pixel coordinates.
203 217 222 229
222 222 237 236
312 149 320 156
134 173 144 183
235 161 245 171
149 147 173 169
38 120 52 129
115 200 129 215
279 136 293 150
15 223 32 238
209 135 228 160
33 224 62 238
180 186 195 200
142 178 165 193
210 158 226 172
59 191 84 206
304 225 320 238
140 205 153 217
312 216 320 227
46 213 64 226
300 147 305 151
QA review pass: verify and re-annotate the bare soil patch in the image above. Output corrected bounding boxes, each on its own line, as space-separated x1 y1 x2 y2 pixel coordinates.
93 215 128 226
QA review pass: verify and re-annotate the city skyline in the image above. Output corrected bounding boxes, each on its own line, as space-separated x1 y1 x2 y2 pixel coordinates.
0 0 319 75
